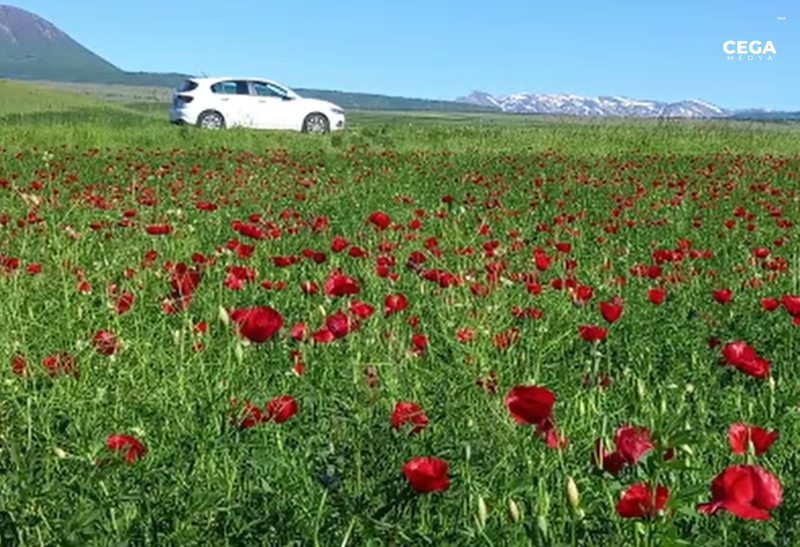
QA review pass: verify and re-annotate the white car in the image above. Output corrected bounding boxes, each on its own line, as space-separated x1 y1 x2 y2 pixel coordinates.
169 77 345 133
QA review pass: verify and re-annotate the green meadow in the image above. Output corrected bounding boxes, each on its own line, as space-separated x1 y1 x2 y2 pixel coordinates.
0 79 799 546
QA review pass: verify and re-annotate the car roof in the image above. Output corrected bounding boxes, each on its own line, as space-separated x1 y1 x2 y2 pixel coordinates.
187 77 284 85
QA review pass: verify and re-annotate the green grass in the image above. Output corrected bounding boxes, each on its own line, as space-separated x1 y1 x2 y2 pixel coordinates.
2 80 799 156
0 81 797 157
1 80 800 546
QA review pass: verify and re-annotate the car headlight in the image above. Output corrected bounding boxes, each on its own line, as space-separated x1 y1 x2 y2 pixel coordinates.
331 107 345 115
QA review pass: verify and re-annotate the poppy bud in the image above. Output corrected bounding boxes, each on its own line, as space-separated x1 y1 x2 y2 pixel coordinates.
507 498 521 523
537 515 548 536
477 496 488 527
566 476 580 510
234 342 244 364
172 329 182 346
218 305 230 326
637 378 647 399
53 447 68 459
768 375 776 392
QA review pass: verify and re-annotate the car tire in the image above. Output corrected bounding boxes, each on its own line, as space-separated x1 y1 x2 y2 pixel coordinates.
302 113 330 134
197 110 225 130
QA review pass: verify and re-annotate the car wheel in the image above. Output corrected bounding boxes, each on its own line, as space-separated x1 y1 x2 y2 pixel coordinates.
302 113 329 134
197 110 225 130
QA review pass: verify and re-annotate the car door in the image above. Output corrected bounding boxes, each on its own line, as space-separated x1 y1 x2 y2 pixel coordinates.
209 80 253 127
250 81 294 129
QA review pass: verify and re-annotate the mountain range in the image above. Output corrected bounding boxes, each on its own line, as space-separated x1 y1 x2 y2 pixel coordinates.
456 91 800 119
456 91 729 117
0 4 797 118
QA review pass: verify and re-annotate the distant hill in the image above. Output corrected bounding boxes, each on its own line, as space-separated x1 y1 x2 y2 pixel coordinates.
728 109 800 120
0 4 497 112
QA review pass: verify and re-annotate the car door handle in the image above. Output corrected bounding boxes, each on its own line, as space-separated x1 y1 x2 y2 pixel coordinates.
220 98 229 101
258 100 266 103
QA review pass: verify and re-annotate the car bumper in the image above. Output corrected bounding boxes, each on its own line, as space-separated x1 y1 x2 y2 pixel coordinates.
330 113 346 131
170 106 197 125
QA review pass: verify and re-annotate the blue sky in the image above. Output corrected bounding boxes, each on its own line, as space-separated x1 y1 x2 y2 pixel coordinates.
16 0 799 110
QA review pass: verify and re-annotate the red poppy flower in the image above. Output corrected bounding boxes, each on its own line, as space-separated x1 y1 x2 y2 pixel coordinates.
391 401 429 434
616 482 669 518
113 291 135 314
169 263 201 296
42 352 78 379
574 285 593 303
92 329 120 356
505 385 555 426
555 241 572 253
300 281 319 295
229 306 284 343
697 464 782 520
384 293 408 316
647 287 666 305
720 340 770 378
578 324 607 342
324 310 358 339
712 288 733 304
330 236 349 252
727 422 778 456
493 326 520 350
323 270 360 297
593 439 626 474
534 254 550 271
782 294 800 317
613 425 654 465
144 223 171 235
367 211 391 230
402 456 449 493
456 327 475 343
410 333 428 354
542 427 569 450
760 297 780 311
289 322 307 342
265 394 297 423
236 243 255 259
11 353 27 376
349 300 375 319
232 399 264 429
599 300 623 323
106 433 146 464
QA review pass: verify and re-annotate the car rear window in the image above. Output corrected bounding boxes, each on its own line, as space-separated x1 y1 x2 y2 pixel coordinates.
177 80 199 92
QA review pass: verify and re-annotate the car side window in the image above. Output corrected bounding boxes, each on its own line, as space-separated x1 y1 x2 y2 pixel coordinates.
211 81 251 95
251 82 288 98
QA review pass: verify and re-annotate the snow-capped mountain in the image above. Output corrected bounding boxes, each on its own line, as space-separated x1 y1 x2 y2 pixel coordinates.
456 91 730 118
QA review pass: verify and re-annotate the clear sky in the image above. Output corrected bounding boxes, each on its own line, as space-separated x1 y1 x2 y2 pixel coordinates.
13 0 799 110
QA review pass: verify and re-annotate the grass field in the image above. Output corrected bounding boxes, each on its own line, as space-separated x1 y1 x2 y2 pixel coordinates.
1 80 800 546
